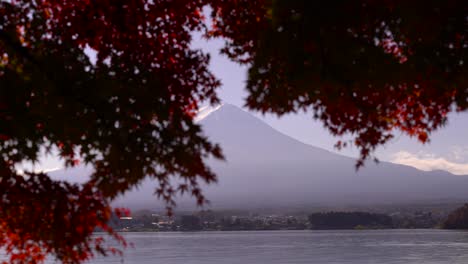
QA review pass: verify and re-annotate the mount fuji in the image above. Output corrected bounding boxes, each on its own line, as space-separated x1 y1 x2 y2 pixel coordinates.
46 104 468 209
110 103 468 210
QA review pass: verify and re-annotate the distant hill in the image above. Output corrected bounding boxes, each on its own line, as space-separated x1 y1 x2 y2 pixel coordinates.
51 104 468 210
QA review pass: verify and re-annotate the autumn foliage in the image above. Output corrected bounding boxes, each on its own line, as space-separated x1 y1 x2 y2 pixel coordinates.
0 0 466 263
230 0 467 166
443 204 468 229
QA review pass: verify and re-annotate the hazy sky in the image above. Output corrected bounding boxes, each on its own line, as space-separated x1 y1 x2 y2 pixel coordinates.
193 35 468 175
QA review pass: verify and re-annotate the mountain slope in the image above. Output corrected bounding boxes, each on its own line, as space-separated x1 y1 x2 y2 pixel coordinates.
113 103 468 209
49 104 468 209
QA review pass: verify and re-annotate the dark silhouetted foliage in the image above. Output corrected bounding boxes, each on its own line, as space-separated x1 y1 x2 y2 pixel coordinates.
212 0 467 166
308 212 393 229
180 215 203 231
443 204 468 229
0 0 466 262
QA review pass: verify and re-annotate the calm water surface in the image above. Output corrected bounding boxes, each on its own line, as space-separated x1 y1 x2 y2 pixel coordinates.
78 230 468 264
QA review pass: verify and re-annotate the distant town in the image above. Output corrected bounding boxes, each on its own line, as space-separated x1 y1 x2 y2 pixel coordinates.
109 202 466 232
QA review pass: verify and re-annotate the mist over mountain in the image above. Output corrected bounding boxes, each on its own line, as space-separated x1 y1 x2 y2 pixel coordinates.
50 104 468 210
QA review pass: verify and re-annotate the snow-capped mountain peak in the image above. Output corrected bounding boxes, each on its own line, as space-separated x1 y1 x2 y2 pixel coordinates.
194 103 224 122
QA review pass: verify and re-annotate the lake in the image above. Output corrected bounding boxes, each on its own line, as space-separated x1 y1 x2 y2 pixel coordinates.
83 230 468 264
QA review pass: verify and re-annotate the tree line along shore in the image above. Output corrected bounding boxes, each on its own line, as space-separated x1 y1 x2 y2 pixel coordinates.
107 204 468 232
